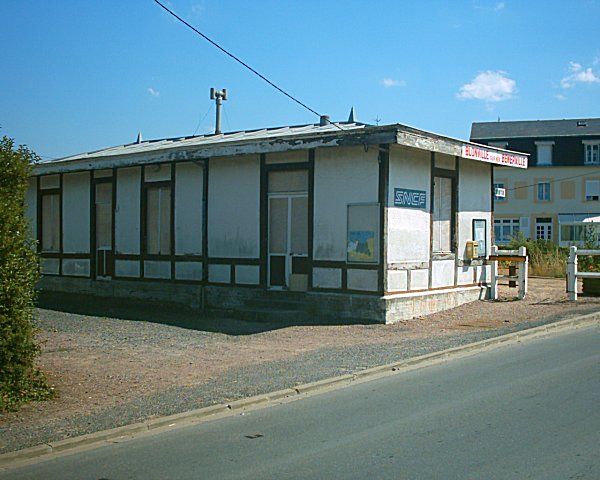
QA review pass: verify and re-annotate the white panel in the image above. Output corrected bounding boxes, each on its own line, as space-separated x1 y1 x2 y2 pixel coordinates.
457 266 475 285
41 258 60 275
409 269 429 290
235 265 260 285
387 270 408 292
313 146 379 260
265 150 307 164
208 155 260 258
312 267 342 289
477 265 491 283
387 146 431 263
431 260 455 288
347 269 378 292
62 259 90 277
209 263 231 283
175 261 203 281
175 162 203 255
144 260 171 279
94 169 113 178
115 260 140 278
40 174 60 189
115 167 141 254
62 172 90 253
457 158 492 260
25 178 37 240
145 163 171 182
435 153 456 170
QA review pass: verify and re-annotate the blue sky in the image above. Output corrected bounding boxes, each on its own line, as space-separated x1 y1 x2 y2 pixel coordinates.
1 0 599 159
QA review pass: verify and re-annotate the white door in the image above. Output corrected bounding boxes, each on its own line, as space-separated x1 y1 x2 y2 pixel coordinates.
95 182 113 278
268 194 308 289
535 218 553 240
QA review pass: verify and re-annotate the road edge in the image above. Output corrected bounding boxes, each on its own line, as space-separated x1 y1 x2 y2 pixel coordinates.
2 311 598 470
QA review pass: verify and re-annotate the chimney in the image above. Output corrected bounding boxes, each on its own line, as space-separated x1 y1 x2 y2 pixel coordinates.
347 107 356 123
136 131 143 144
210 88 228 134
319 115 330 126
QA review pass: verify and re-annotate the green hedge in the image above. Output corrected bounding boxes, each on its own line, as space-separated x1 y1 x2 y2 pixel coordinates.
0 136 53 411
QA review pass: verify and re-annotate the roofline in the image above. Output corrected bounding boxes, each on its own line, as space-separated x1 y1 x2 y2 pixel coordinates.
32 122 528 175
471 132 600 140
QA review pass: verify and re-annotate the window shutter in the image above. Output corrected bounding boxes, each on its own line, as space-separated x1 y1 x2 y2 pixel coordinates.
519 216 530 238
585 180 600 198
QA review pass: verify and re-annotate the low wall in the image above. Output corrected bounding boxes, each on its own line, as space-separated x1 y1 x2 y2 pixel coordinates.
384 285 488 324
37 276 488 325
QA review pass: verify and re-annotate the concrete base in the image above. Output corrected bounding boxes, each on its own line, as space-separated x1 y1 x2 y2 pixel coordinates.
38 276 203 310
384 285 489 324
37 276 488 325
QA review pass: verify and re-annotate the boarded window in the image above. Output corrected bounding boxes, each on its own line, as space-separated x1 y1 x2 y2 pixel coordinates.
146 185 171 255
95 183 112 248
347 203 379 263
432 176 453 253
268 170 308 193
42 193 60 252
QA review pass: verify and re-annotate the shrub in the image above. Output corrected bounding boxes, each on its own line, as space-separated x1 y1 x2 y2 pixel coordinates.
0 136 53 411
505 233 567 278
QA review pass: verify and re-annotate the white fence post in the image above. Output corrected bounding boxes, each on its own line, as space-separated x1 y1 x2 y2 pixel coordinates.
567 246 578 301
518 246 528 299
490 245 498 300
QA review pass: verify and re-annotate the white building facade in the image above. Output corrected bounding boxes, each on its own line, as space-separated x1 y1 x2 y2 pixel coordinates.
28 122 526 323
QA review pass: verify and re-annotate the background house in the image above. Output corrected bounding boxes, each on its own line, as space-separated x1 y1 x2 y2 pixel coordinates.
470 118 600 246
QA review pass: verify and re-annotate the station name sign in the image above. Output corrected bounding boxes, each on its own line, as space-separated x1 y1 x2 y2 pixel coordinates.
394 188 427 209
462 145 527 169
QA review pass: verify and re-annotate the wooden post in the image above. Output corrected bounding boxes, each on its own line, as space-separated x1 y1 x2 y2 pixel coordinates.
567 246 577 301
490 244 498 300
518 246 527 299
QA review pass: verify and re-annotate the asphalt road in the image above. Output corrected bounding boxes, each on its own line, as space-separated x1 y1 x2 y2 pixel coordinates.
3 325 599 480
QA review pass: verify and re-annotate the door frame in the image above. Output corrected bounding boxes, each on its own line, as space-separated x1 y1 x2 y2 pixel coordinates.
267 191 308 289
91 176 115 280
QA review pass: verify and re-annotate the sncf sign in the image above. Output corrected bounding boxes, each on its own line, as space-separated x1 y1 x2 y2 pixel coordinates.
394 188 427 209
462 145 527 169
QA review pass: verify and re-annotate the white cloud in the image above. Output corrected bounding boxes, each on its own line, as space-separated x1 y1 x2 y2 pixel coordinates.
560 61 600 89
457 70 516 102
190 3 203 15
381 78 406 88
147 87 160 97
494 2 505 11
555 93 567 101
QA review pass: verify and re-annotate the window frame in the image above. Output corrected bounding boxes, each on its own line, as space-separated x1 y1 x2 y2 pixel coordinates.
141 164 175 259
585 179 600 201
493 218 520 244
431 168 457 255
536 181 551 202
493 181 506 202
535 141 554 166
583 141 600 165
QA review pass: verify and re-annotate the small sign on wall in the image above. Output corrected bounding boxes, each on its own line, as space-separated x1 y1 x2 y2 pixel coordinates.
394 188 427 209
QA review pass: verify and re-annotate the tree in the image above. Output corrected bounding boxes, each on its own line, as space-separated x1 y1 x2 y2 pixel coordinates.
0 135 53 410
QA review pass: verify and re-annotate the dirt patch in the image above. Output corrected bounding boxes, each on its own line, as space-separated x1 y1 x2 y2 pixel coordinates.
1 278 598 452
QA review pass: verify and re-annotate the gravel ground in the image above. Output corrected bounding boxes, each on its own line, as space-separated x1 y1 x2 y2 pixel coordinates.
1 278 598 453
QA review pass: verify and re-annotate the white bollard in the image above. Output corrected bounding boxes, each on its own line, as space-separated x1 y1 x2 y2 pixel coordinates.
567 246 578 301
518 246 528 300
490 245 498 300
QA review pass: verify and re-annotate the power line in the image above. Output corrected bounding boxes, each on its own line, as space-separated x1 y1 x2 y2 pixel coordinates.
505 168 600 191
153 0 328 123
193 103 214 136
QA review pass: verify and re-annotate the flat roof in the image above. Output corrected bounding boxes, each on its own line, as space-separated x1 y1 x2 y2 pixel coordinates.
33 120 528 175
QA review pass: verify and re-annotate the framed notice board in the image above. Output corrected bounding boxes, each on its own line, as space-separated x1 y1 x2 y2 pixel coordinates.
472 219 487 257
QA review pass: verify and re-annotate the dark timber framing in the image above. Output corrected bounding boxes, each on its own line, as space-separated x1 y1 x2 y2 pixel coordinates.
90 172 115 279
378 144 390 295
